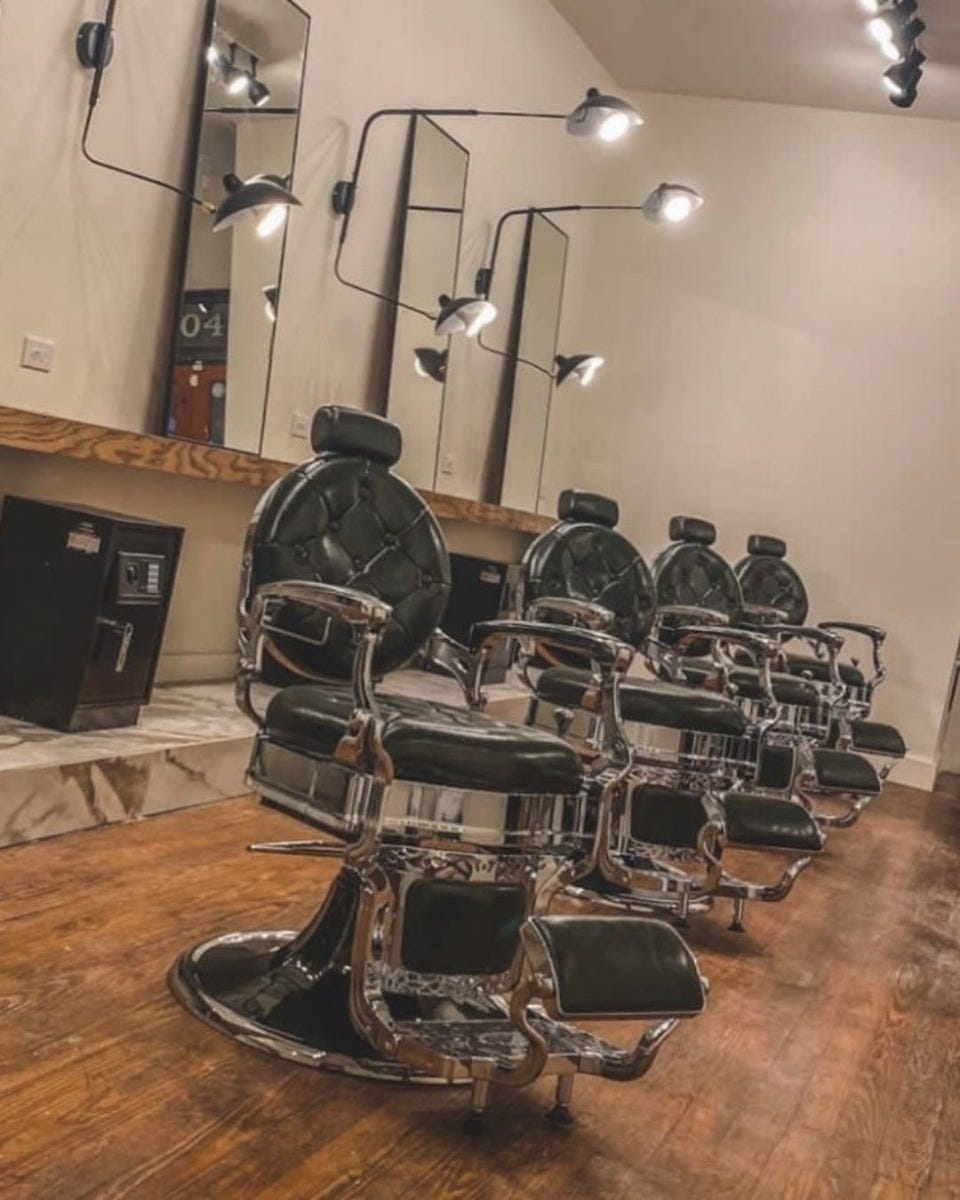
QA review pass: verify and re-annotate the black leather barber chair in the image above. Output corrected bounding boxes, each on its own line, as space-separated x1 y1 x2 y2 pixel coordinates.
517 491 823 932
170 409 706 1129
653 518 884 829
735 534 906 790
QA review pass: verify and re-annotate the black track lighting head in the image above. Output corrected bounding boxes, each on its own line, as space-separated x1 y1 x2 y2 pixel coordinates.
247 57 271 108
222 43 249 96
413 347 448 383
884 46 926 98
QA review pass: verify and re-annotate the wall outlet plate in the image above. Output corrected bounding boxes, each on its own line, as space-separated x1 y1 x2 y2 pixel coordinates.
22 336 55 373
290 411 310 439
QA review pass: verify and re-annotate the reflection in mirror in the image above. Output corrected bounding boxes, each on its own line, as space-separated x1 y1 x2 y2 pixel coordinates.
163 0 309 453
384 116 468 490
497 213 568 513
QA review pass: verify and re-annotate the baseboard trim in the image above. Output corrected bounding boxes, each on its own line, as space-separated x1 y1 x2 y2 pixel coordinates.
156 653 237 685
895 753 936 792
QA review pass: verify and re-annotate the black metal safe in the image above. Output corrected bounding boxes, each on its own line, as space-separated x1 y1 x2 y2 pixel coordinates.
0 497 184 731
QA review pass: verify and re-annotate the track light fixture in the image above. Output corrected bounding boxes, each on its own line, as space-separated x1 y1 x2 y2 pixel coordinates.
77 2 300 233
246 58 271 108
413 348 448 383
860 0 926 107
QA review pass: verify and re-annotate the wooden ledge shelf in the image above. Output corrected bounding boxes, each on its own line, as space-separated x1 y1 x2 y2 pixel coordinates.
0 406 550 535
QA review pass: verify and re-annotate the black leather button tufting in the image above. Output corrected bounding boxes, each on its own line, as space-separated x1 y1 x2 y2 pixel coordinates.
293 544 309 562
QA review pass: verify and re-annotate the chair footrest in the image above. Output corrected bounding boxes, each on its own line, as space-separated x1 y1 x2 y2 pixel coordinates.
721 792 825 852
812 748 882 795
827 720 906 758
525 915 706 1017
391 1015 633 1075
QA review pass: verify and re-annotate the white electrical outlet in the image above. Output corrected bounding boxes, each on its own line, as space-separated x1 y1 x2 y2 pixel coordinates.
21 336 55 373
290 410 310 439
440 452 454 475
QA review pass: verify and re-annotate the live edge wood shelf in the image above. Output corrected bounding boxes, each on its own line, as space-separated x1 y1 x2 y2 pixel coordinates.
0 406 550 536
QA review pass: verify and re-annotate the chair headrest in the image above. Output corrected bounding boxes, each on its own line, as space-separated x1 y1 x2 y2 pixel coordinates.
310 405 402 467
557 489 619 528
747 534 787 558
668 515 716 546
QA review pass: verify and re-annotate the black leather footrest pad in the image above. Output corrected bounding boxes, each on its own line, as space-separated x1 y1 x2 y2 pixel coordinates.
813 748 882 794
528 915 705 1017
827 720 906 758
630 784 709 850
537 667 747 735
721 793 824 852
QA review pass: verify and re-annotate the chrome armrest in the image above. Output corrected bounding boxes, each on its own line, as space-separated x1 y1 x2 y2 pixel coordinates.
673 625 780 710
525 596 615 631
654 604 731 629
766 624 844 691
470 620 634 768
422 629 475 705
819 621 887 689
244 582 394 785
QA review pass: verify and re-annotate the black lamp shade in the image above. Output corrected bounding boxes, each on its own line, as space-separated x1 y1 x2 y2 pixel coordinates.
566 88 643 141
212 174 301 234
555 354 604 387
263 285 279 321
414 347 448 382
435 294 497 338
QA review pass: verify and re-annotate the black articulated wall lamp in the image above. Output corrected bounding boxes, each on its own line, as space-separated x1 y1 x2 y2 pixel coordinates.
859 0 926 108
329 88 644 325
76 1 302 235
472 183 704 382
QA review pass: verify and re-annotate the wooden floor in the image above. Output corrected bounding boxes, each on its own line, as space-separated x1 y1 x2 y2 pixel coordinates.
2 783 959 1199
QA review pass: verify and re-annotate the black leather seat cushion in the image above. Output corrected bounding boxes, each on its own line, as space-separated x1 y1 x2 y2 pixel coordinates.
537 667 747 736
786 653 866 688
722 793 824 852
813 748 881 795
680 661 822 708
265 685 583 795
827 720 906 758
529 915 705 1016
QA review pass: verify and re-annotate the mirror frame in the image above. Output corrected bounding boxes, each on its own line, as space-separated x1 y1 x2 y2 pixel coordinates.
159 0 311 455
383 113 470 490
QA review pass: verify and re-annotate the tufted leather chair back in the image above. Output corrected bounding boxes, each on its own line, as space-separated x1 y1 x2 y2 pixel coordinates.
522 490 657 649
652 516 744 629
734 534 809 626
243 407 451 680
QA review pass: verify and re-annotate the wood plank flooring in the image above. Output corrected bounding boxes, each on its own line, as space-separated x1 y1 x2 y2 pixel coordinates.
1 782 958 1199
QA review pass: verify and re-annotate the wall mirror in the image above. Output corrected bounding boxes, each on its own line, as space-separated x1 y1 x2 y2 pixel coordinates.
489 212 568 512
163 0 309 453
384 115 469 490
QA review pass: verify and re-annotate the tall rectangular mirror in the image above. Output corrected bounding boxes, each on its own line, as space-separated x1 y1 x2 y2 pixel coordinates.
498 212 568 513
163 0 309 454
384 116 469 490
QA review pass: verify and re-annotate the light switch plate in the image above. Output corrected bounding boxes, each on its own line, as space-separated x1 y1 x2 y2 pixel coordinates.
22 336 55 373
290 410 310 439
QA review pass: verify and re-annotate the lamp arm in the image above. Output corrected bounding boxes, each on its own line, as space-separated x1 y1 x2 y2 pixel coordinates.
80 0 213 214
476 338 555 380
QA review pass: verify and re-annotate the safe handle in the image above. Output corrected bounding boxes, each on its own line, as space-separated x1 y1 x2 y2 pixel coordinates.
98 618 135 674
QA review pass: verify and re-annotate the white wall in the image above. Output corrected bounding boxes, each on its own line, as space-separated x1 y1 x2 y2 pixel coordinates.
545 91 960 784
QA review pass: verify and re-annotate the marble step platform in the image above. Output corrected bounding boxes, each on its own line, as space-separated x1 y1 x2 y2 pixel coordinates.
0 672 530 849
